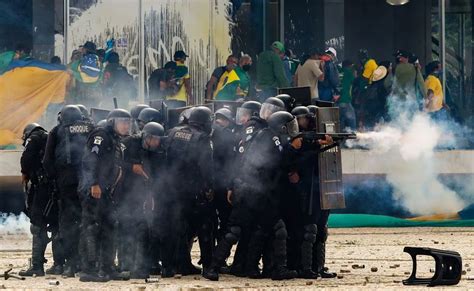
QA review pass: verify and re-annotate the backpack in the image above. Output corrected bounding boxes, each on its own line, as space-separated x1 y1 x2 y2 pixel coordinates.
79 53 101 81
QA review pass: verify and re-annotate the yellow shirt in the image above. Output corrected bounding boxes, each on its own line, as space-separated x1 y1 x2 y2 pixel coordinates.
168 62 190 102
424 75 444 112
362 59 378 79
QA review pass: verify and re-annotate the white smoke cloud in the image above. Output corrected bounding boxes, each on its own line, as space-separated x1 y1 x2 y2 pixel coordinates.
0 213 30 235
347 103 466 216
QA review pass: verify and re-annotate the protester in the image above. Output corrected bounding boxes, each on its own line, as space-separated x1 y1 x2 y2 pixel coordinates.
167 50 193 106
424 60 449 120
318 47 340 102
256 41 289 102
295 48 324 100
339 60 357 131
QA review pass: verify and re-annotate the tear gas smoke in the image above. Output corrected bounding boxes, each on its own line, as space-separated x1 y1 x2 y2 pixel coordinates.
0 213 30 236
347 94 467 216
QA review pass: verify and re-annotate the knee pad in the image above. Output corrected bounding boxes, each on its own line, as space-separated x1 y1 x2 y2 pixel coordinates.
303 224 317 242
316 225 328 243
273 220 287 240
30 224 42 236
224 226 241 244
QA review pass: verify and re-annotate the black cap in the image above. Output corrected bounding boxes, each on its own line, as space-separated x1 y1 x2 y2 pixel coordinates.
174 50 189 60
82 41 97 53
394 49 411 59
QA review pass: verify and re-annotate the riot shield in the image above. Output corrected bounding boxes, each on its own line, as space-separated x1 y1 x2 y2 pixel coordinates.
205 100 243 116
90 108 110 124
316 106 346 210
166 103 214 130
278 86 312 109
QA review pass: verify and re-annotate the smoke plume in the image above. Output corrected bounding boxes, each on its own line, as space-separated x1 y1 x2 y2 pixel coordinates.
347 93 467 216
0 213 30 235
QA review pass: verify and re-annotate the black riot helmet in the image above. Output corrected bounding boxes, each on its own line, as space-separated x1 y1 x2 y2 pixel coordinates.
60 105 83 125
76 104 90 119
178 107 194 125
307 105 319 116
275 94 295 112
189 106 212 134
22 123 46 142
215 108 234 123
137 108 162 129
107 108 132 136
291 106 310 117
267 111 300 141
260 97 285 120
291 106 312 131
236 101 261 125
142 122 165 152
130 104 150 119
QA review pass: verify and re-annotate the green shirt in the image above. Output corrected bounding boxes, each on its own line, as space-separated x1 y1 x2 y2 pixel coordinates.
234 66 250 97
340 67 355 104
393 63 426 99
256 50 289 89
0 51 15 75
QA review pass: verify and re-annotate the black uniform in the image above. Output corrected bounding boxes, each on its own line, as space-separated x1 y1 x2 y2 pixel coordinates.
285 137 321 275
80 126 125 279
158 124 213 276
117 134 166 277
20 128 61 275
227 116 267 276
43 120 93 274
210 127 294 280
211 123 238 242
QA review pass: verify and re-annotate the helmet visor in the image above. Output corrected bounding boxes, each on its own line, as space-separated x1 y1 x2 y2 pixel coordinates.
112 117 132 136
143 134 162 152
259 103 284 120
236 107 252 125
286 118 300 138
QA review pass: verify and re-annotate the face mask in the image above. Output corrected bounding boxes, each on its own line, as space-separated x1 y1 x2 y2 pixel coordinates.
242 64 251 71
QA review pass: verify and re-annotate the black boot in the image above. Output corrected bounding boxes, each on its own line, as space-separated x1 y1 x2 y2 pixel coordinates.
202 264 219 281
244 228 265 279
79 262 109 282
271 220 297 281
161 267 176 278
21 225 47 277
19 265 45 277
298 269 319 279
313 241 337 278
230 262 246 277
62 263 76 277
46 264 63 275
299 224 318 279
271 266 298 280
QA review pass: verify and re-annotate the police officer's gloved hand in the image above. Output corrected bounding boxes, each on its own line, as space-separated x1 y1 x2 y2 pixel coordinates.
133 164 150 180
288 171 300 184
91 184 102 199
291 137 303 150
318 134 333 146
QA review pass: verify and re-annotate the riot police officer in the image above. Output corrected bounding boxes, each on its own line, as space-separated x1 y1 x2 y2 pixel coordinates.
136 107 162 130
159 106 214 278
19 124 62 276
79 109 132 282
204 111 299 281
43 105 93 277
76 104 94 125
211 108 238 243
130 104 150 133
118 122 166 279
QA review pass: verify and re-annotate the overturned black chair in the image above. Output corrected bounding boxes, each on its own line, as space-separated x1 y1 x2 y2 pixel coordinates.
403 247 462 286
